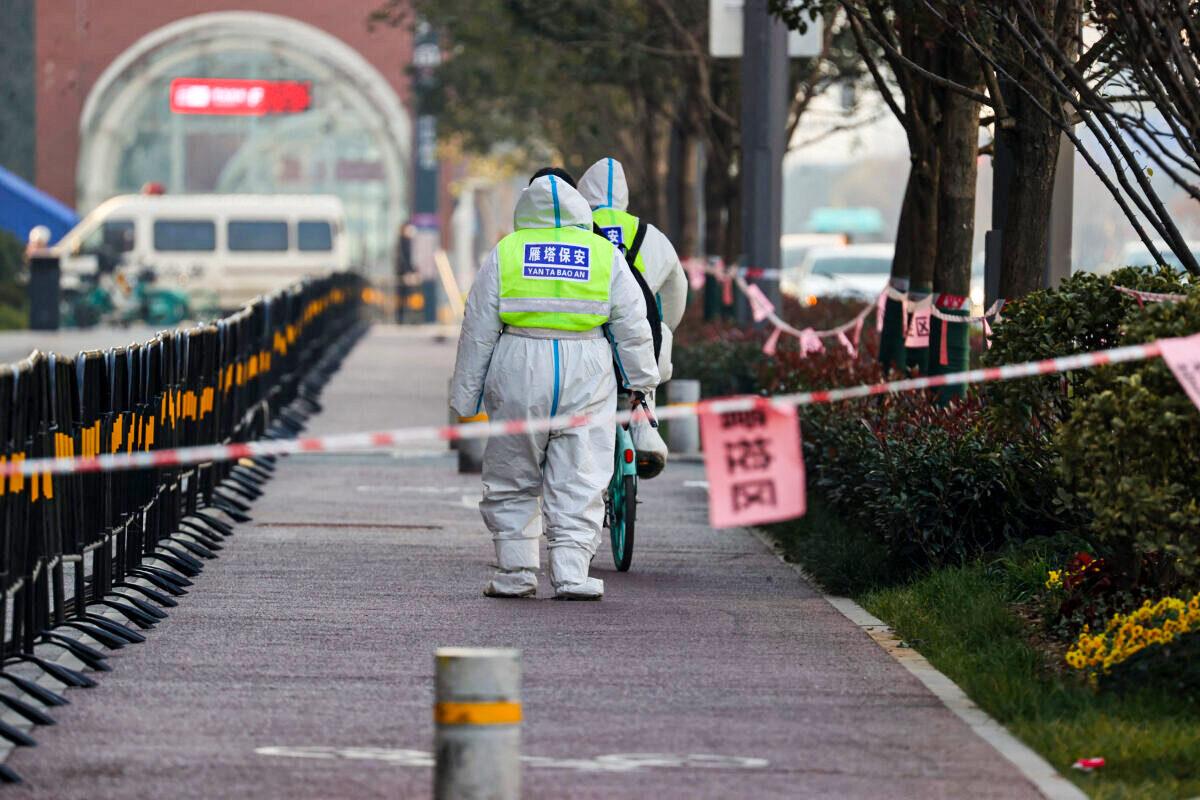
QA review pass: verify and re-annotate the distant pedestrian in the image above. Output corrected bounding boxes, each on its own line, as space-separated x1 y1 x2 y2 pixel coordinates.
578 158 687 480
450 174 659 600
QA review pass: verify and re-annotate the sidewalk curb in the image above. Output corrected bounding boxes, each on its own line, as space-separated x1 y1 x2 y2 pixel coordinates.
748 528 1088 800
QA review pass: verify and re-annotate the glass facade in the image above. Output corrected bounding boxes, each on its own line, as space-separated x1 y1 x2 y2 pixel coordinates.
89 37 405 271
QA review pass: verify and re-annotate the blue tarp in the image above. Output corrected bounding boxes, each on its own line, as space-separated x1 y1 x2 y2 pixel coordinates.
0 165 78 245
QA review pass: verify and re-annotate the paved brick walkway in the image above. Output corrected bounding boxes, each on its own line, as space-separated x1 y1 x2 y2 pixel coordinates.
3 326 1043 799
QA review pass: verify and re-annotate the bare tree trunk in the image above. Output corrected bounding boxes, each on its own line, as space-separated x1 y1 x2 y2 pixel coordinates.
672 131 700 257
902 141 939 375
997 99 1060 299
998 1 1065 299
929 41 982 399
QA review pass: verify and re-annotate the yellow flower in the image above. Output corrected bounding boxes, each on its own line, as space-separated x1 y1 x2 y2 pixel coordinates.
1045 570 1063 590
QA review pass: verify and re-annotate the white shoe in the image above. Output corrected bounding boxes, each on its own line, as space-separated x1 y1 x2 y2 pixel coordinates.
484 569 537 598
548 547 604 600
554 577 604 600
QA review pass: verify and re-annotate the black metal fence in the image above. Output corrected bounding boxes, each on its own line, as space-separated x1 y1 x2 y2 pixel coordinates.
0 273 367 780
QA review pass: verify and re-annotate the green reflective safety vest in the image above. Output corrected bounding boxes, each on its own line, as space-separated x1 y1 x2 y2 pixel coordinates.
497 227 615 332
593 208 646 273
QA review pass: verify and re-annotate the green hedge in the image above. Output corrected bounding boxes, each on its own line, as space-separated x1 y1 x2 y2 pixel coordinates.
802 397 1073 577
678 266 1200 593
1059 292 1200 586
984 266 1188 430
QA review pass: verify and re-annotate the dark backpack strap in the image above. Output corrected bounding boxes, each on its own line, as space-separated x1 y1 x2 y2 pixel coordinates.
625 219 648 267
626 255 662 362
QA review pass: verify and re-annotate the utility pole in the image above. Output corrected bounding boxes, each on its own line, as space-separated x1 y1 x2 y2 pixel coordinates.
737 0 788 322
413 21 442 323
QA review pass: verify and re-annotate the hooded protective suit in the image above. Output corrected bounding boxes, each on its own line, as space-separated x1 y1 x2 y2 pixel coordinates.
578 158 687 474
450 176 659 599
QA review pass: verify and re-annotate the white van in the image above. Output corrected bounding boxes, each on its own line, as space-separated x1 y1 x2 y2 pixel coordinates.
54 194 350 310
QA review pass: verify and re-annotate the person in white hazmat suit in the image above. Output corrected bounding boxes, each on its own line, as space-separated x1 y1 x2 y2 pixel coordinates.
577 158 687 480
449 174 659 600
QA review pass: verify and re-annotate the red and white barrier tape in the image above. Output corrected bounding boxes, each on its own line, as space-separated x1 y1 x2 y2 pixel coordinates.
1114 285 1189 305
691 258 1004 359
0 339 1167 479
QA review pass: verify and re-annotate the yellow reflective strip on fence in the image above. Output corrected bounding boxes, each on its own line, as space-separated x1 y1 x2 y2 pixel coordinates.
42 471 52 500
111 414 123 454
144 417 155 450
433 701 522 726
236 363 244 387
248 355 258 379
30 463 39 502
224 365 234 393
12 454 24 493
458 413 489 423
0 457 6 496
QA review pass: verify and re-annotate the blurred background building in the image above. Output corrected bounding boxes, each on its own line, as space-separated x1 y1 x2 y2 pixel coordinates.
0 0 427 278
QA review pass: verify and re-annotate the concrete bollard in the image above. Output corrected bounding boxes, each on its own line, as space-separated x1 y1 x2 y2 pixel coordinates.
434 647 521 800
457 413 487 474
666 379 701 455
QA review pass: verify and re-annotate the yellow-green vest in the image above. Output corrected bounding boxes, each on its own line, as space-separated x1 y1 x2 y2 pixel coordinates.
593 208 646 273
497 227 615 331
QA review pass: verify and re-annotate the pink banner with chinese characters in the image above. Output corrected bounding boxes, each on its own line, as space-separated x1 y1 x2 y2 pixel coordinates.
1160 332 1200 412
700 402 806 529
905 306 931 348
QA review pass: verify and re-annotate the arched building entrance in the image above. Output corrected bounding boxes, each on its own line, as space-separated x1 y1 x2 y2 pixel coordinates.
77 11 411 271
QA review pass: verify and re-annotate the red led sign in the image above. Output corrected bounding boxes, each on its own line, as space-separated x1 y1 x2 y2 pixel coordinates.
169 78 312 116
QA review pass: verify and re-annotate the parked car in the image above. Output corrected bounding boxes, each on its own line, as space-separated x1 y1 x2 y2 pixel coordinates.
53 193 349 311
781 233 847 273
782 243 895 302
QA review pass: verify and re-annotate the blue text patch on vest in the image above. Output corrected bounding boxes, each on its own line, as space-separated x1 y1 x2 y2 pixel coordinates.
599 226 624 246
523 243 590 281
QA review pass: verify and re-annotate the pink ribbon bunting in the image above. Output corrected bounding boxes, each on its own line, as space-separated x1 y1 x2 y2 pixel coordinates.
799 328 825 357
762 326 782 356
837 330 857 359
744 283 776 323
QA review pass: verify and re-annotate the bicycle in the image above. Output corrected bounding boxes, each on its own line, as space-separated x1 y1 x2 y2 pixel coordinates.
604 393 655 572
605 421 638 571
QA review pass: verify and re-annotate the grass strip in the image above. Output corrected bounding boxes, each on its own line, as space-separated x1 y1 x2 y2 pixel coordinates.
769 503 1200 800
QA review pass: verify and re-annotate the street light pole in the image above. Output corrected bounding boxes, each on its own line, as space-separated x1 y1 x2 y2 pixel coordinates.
737 0 788 322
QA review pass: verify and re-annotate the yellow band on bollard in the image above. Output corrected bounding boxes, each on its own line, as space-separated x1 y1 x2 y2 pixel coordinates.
457 413 489 424
434 701 522 726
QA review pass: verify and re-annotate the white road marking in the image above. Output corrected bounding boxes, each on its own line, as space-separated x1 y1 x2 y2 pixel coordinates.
683 480 709 490
255 746 767 773
356 485 464 494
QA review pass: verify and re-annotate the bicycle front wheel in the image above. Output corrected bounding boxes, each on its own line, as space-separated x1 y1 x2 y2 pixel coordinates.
611 473 636 572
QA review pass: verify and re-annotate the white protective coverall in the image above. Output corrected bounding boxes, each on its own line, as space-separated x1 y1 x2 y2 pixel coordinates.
449 176 659 599
578 158 687 468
